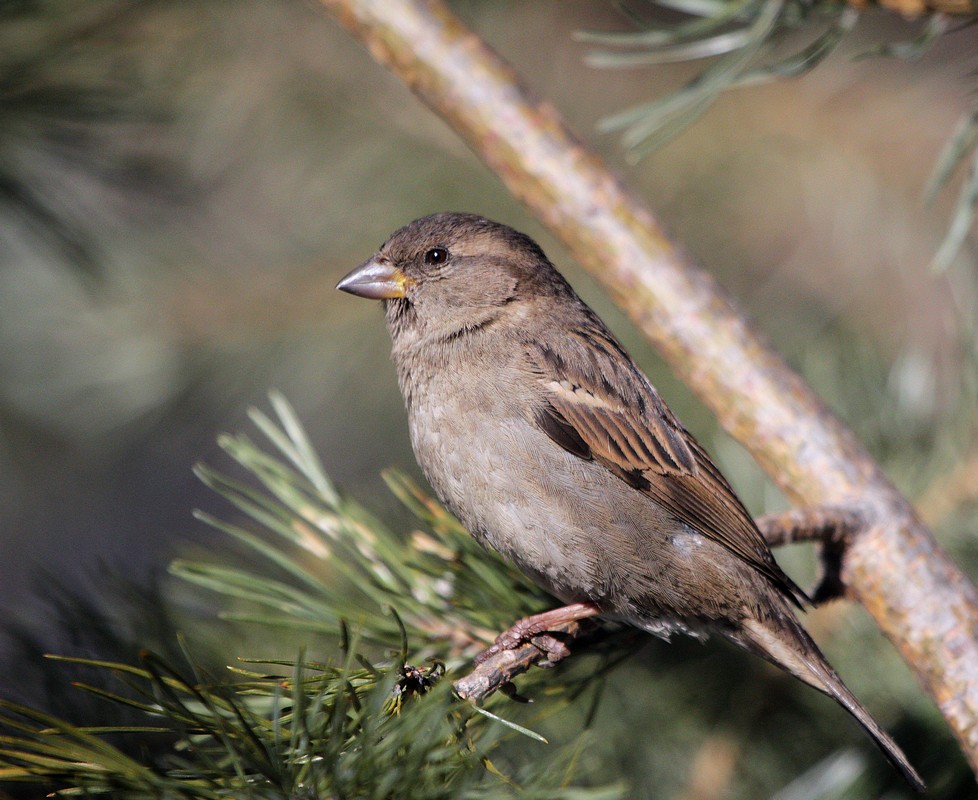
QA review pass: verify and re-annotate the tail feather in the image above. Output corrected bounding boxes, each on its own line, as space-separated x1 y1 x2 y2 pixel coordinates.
728 612 925 793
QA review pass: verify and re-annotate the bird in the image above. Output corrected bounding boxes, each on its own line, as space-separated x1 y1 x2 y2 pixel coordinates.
336 211 924 791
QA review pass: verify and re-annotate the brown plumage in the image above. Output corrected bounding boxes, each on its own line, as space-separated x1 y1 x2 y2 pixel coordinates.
337 212 924 791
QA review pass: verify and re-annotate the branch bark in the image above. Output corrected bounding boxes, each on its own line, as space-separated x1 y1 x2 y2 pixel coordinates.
320 0 978 772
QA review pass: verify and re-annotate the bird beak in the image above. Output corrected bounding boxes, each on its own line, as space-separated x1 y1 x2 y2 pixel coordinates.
336 258 412 300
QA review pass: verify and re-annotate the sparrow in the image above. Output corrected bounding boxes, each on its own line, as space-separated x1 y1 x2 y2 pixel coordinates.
337 212 923 791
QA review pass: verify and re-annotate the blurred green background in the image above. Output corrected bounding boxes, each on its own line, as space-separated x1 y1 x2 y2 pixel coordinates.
0 1 975 797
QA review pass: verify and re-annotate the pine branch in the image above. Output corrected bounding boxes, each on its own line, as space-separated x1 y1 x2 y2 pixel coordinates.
0 397 625 800
319 0 978 773
580 5 976 266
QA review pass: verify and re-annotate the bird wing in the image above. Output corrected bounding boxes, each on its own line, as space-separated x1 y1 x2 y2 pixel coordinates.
527 320 807 606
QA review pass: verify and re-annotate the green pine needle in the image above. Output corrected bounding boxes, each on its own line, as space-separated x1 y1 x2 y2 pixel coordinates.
585 2 976 269
0 393 625 799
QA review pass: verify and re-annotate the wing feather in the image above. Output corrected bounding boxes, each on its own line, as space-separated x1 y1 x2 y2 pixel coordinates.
528 323 807 607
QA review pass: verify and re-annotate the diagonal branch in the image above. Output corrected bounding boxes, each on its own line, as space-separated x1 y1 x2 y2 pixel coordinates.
320 0 978 772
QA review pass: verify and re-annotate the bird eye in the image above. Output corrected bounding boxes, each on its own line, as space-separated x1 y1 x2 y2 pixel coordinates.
424 247 449 265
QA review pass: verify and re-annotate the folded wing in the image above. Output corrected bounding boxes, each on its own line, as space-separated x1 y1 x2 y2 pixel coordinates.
528 319 807 607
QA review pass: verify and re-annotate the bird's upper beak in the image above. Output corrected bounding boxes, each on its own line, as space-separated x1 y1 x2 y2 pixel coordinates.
336 258 412 300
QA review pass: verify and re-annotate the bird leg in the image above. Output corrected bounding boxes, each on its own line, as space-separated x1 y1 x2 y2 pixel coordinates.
474 601 602 666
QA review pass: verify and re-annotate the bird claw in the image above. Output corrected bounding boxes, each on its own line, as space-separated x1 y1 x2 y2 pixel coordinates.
474 603 602 665
474 617 575 665
530 633 572 665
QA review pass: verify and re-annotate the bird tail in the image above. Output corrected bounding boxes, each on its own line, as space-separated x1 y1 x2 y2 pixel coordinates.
725 611 925 793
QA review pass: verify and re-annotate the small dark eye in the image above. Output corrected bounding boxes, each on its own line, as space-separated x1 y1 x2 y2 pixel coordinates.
424 247 449 265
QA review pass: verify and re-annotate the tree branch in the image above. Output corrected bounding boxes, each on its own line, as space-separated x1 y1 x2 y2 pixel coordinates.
752 505 865 549
320 0 978 771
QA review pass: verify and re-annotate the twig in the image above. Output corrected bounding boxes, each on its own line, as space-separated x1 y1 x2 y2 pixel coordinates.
753 504 865 548
755 504 866 602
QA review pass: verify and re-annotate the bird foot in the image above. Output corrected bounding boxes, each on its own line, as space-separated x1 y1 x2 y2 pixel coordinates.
474 602 601 666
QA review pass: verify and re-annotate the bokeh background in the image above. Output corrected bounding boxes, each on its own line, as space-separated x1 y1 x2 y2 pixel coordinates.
1 1 976 797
